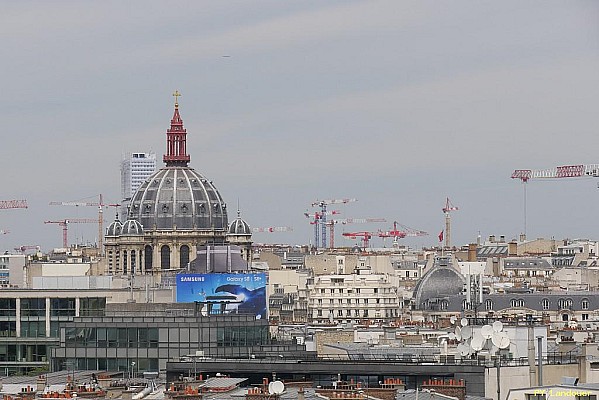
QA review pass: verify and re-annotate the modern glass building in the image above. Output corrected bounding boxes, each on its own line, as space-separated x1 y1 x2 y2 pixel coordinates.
51 313 270 373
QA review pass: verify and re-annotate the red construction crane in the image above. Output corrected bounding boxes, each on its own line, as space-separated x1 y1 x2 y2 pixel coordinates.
311 198 357 248
327 218 386 249
341 231 375 249
442 198 459 249
378 221 428 247
14 245 40 254
304 210 340 247
44 219 99 248
252 226 293 233
0 200 28 209
50 194 120 255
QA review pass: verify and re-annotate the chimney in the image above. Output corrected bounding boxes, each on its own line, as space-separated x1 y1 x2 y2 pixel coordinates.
298 387 305 400
519 233 526 242
508 242 518 256
468 243 477 262
421 379 466 400
489 235 496 243
499 235 505 243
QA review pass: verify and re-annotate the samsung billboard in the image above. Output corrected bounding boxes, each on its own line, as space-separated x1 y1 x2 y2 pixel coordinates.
176 273 267 319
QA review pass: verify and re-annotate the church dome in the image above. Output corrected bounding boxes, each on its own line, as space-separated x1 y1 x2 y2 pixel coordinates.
106 219 123 237
121 219 144 236
127 95 228 232
228 213 251 235
129 168 228 231
413 261 465 310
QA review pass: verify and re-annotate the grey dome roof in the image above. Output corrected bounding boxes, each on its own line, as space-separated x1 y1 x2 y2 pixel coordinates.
228 215 251 235
413 264 465 310
128 167 228 231
121 219 144 236
106 219 123 236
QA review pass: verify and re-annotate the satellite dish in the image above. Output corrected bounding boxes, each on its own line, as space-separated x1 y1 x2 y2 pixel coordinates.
450 316 457 325
481 325 494 339
461 326 472 340
268 381 285 395
460 318 468 327
448 333 456 340
492 332 510 349
471 336 484 351
458 343 471 357
555 336 562 345
492 321 503 332
455 326 462 341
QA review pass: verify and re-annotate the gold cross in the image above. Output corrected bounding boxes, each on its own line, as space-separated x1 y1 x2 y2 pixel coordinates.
173 90 181 106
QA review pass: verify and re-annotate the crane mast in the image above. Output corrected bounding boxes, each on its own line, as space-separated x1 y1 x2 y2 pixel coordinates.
310 198 356 248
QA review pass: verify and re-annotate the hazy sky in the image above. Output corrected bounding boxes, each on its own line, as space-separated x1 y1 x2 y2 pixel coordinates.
1 1 598 252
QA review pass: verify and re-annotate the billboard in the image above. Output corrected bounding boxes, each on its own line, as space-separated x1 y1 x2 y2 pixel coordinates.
176 273 267 319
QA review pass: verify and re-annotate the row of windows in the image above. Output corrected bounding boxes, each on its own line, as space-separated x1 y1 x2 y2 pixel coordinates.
54 357 159 373
108 245 190 271
65 327 159 348
456 298 593 311
0 298 104 317
316 298 397 305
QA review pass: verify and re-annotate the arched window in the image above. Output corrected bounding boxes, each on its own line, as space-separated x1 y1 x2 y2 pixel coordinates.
558 298 566 309
582 298 589 310
180 245 190 269
542 298 550 310
485 299 493 310
462 299 468 310
510 299 517 308
123 250 128 274
144 245 153 270
131 251 136 274
440 300 448 310
161 245 171 269
517 299 525 308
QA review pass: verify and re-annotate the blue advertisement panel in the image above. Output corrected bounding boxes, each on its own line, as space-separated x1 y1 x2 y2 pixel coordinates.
176 273 267 319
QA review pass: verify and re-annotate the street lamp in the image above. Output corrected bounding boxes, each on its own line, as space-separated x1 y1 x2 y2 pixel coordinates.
130 362 136 379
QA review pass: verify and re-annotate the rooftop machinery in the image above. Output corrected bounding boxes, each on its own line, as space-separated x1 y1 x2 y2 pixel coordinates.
310 198 356 248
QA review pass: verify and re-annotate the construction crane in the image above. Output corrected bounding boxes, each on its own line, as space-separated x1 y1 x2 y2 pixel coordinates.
511 164 599 182
0 200 28 209
311 198 357 248
14 245 40 254
442 198 459 249
252 226 293 233
341 231 375 249
378 221 428 247
304 210 340 247
44 219 99 249
326 218 386 249
511 164 599 240
50 194 120 255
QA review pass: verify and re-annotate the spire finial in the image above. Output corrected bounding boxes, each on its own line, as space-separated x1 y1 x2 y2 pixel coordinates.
173 90 181 108
237 199 241 218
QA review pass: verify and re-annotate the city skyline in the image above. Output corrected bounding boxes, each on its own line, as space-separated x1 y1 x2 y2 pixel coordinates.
1 1 598 251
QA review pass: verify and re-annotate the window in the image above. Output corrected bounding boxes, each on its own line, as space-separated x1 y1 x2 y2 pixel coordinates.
485 299 493 310
144 245 153 270
161 245 171 269
526 394 546 400
576 394 597 400
582 298 589 310
180 245 190 268
542 299 550 310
